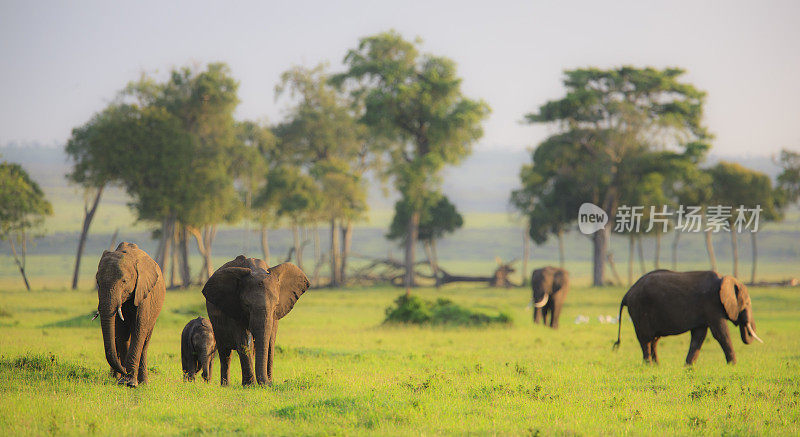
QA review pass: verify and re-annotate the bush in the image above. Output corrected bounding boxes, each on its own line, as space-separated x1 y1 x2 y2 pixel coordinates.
384 294 511 327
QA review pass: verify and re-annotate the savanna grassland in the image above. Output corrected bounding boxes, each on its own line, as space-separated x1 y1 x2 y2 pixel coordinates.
1 282 798 435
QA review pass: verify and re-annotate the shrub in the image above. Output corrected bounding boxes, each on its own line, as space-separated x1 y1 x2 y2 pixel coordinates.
384 294 511 327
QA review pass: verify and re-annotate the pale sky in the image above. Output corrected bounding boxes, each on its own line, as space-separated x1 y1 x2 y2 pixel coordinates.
1 0 799 156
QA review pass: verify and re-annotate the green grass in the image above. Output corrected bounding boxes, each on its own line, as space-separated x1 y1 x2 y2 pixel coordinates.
1 283 798 435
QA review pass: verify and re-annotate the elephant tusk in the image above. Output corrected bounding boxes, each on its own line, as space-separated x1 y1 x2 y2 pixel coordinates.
91 311 99 321
534 294 549 308
747 323 764 343
117 306 125 322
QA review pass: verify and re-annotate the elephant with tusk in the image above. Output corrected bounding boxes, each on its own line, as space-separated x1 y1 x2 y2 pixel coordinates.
529 266 570 329
95 242 165 387
613 270 763 365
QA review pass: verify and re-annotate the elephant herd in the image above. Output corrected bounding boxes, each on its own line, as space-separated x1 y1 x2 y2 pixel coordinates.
93 242 762 388
94 242 308 387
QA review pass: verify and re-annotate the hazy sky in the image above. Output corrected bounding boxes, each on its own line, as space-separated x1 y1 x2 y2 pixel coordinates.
1 0 798 156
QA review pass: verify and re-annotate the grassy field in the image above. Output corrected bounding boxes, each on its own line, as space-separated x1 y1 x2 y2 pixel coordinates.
1 282 798 435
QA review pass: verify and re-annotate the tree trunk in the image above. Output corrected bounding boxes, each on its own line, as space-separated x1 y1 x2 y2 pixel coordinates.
558 229 565 268
170 227 178 289
750 231 757 284
628 234 634 285
292 223 302 270
155 214 176 271
188 226 210 284
10 238 31 291
731 230 739 278
653 230 661 269
72 185 104 290
329 218 339 287
637 235 646 276
671 231 680 271
260 226 270 265
592 227 609 286
521 225 530 286
178 225 191 288
423 241 439 288
431 239 440 287
404 211 420 295
704 229 717 272
108 228 119 251
340 221 352 285
203 225 216 281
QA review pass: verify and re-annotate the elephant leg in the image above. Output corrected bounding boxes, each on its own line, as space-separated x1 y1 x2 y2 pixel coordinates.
650 337 660 364
533 307 542 324
199 352 210 382
709 322 736 364
685 327 708 365
137 330 152 384
542 307 550 327
112 318 130 379
550 299 564 329
639 340 653 363
207 353 214 383
218 348 232 386
237 346 255 386
122 320 148 387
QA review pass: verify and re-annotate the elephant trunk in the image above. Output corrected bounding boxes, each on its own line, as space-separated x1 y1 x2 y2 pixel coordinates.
738 309 762 344
250 311 273 386
100 306 126 376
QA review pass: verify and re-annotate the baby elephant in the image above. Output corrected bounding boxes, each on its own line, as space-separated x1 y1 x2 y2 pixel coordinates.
181 317 216 382
614 270 763 365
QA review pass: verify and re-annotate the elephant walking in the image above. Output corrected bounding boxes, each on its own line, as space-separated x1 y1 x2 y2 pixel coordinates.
95 242 165 387
530 266 569 329
614 270 763 364
181 317 216 382
202 255 310 386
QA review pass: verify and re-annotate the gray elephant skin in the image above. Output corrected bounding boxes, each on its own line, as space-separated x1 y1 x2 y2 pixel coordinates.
614 270 763 364
181 316 216 382
95 242 165 387
530 266 570 329
202 255 310 386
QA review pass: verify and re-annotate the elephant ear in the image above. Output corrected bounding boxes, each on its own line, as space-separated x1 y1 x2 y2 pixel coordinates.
202 267 251 320
270 262 310 320
719 276 741 321
134 254 161 307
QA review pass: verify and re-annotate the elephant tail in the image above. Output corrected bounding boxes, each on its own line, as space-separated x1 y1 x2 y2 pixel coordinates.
612 298 626 351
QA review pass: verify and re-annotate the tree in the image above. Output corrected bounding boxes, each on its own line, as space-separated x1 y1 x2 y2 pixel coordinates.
274 64 369 286
122 63 241 287
235 120 276 264
0 162 53 290
777 149 800 205
387 193 463 287
707 161 780 281
525 67 710 286
334 31 490 294
65 104 138 289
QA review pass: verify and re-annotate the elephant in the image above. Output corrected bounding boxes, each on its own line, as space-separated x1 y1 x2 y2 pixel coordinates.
613 270 763 365
95 242 165 387
181 317 216 382
201 255 310 386
529 266 569 329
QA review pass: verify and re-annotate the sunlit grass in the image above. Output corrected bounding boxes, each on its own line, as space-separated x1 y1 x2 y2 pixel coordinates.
1 282 798 435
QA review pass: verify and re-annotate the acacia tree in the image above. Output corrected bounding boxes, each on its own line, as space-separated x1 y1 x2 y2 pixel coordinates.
123 63 241 286
65 104 138 289
708 161 780 281
274 64 369 286
0 162 53 290
525 67 710 286
387 192 463 287
235 120 276 264
334 31 490 294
